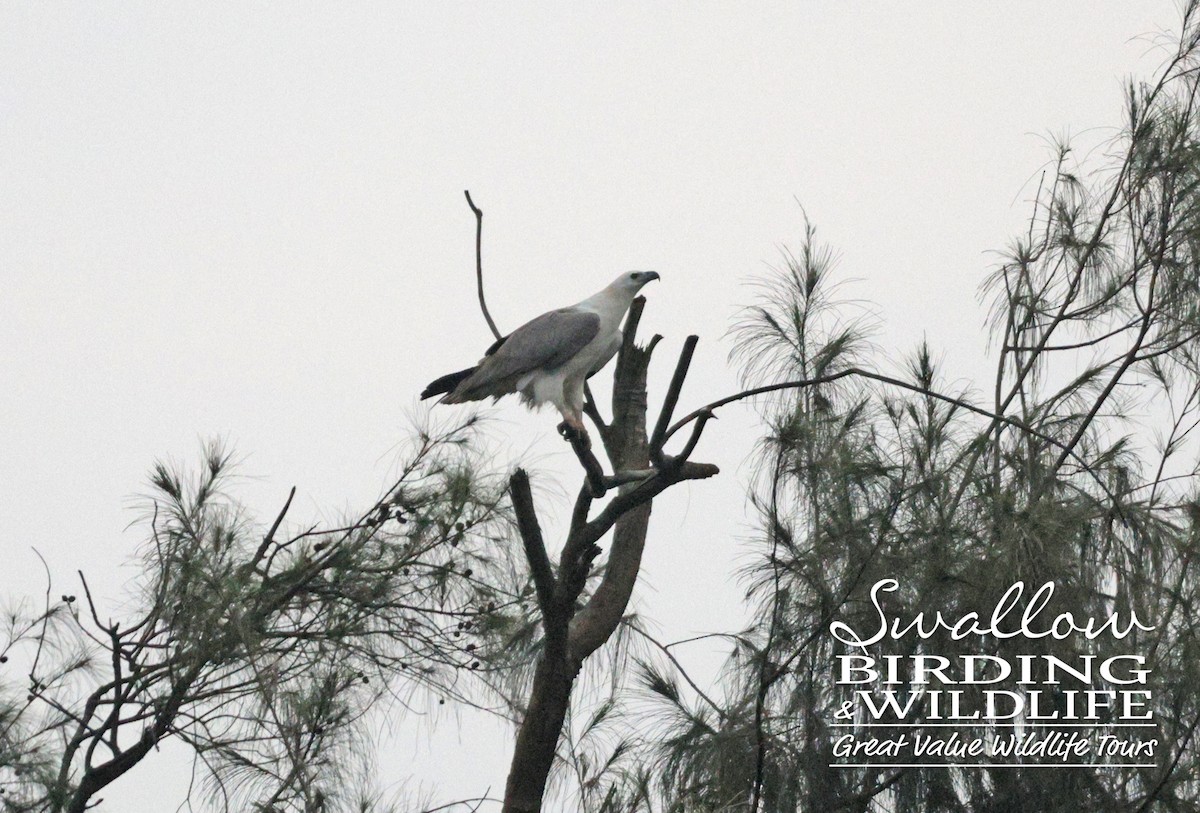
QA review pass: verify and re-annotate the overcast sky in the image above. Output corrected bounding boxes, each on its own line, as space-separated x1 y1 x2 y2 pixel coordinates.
0 2 1181 809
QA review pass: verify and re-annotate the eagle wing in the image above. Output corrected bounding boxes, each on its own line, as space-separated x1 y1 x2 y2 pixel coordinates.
442 308 601 403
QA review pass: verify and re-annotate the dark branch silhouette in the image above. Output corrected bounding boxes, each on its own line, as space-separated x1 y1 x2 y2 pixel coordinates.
464 189 502 341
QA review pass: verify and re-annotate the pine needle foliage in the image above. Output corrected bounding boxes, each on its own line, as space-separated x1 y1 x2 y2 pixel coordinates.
0 418 518 813
635 5 1200 811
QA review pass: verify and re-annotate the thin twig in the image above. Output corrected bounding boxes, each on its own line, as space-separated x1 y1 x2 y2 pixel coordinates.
420 792 499 813
624 621 725 718
252 486 295 565
464 190 502 340
664 366 1125 516
30 548 54 679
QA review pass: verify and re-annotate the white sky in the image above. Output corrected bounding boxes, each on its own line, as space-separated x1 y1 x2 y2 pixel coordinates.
0 2 1179 809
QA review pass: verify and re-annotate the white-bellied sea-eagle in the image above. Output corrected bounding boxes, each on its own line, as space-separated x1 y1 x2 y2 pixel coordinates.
421 271 660 431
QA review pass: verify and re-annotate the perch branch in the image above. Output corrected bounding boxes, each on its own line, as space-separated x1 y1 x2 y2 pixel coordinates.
562 426 608 497
582 383 609 437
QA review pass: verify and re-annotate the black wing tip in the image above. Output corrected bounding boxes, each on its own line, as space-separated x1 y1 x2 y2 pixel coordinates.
421 367 477 400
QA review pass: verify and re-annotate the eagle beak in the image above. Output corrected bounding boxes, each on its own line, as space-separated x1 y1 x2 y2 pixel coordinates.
645 271 661 282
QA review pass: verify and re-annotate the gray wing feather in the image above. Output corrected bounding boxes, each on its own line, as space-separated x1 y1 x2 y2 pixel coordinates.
445 308 600 401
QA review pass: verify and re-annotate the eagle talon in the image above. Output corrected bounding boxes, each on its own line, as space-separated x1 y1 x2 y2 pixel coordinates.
558 421 590 448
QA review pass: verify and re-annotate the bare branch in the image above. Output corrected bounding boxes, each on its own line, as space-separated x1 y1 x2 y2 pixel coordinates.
464 190 502 341
582 383 610 448
672 408 714 468
561 425 608 497
649 335 699 465
251 486 296 566
579 460 719 550
509 469 556 617
664 366 1124 513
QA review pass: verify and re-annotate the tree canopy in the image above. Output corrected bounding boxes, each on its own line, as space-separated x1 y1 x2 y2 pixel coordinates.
7 5 1200 813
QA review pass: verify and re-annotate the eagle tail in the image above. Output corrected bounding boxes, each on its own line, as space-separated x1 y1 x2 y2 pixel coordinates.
421 367 477 401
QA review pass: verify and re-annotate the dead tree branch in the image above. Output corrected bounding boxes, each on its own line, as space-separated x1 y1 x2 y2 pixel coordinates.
561 427 608 498
649 335 698 467
509 469 556 616
503 295 718 813
464 190 502 341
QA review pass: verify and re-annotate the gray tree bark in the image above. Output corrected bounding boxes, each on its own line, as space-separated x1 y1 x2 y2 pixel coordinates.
501 300 718 812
